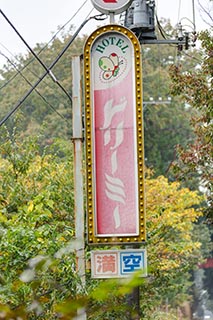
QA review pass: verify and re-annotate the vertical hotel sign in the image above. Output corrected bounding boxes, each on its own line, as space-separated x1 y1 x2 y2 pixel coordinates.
84 25 145 245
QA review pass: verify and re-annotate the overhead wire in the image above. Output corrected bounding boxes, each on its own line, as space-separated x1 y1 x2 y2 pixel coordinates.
192 0 196 33
0 51 68 123
155 10 190 64
154 4 176 69
177 0 182 24
155 14 175 40
0 0 94 126
0 12 107 128
0 8 72 102
0 0 89 92
154 4 196 75
152 0 198 46
155 14 168 39
0 42 70 111
183 51 202 64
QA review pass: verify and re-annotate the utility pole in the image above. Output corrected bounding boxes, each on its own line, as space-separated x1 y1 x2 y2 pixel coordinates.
120 0 195 48
72 56 87 320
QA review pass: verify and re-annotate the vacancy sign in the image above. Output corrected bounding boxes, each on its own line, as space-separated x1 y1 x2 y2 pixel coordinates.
91 249 147 278
91 0 133 14
84 25 145 245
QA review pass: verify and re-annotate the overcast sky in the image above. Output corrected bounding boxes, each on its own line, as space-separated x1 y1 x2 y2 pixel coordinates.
0 0 211 68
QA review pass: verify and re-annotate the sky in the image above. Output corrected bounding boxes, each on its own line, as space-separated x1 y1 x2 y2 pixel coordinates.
0 0 211 68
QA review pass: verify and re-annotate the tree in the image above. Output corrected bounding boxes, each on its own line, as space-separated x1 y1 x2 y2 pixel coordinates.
142 19 199 177
0 131 207 318
169 17 213 315
0 21 197 177
0 20 211 319
139 172 204 316
0 29 86 142
144 100 196 176
0 129 77 318
169 29 213 222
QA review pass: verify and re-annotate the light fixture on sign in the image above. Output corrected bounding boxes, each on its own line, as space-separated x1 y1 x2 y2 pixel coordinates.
91 0 133 15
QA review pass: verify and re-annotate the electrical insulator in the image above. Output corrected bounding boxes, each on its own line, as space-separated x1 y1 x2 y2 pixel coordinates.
185 32 189 50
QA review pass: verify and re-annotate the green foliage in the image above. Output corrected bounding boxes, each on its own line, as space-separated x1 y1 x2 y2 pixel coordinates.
143 310 179 320
144 101 196 176
170 25 213 313
169 29 213 221
0 131 208 319
141 21 198 177
0 131 78 317
0 20 211 319
84 173 206 319
0 29 87 142
0 21 197 177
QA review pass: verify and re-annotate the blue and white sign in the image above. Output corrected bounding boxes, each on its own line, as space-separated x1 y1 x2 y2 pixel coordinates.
91 249 147 278
120 252 145 275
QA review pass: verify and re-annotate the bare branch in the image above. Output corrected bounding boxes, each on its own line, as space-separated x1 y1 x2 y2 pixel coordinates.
198 0 213 27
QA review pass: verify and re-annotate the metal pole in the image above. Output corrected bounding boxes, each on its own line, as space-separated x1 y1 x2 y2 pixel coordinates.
125 244 141 320
109 12 115 24
72 56 87 320
126 286 140 319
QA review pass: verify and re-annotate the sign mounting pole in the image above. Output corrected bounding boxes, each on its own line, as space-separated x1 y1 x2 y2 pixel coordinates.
72 56 87 320
109 12 115 24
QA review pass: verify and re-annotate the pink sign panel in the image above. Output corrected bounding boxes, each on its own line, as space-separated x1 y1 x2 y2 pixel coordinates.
92 32 138 236
84 25 145 244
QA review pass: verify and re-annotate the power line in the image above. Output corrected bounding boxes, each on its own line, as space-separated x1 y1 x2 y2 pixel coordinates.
0 42 70 109
192 0 196 33
155 14 172 40
0 13 106 128
0 0 89 92
183 51 202 64
0 51 68 123
177 0 182 24
0 9 72 102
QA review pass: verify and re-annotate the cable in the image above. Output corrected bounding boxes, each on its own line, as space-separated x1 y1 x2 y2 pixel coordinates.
0 0 89 92
155 14 170 40
0 42 71 112
0 13 106 128
177 0 182 25
0 9 72 102
192 0 196 33
184 51 202 64
0 42 26 90
0 51 68 123
179 17 195 29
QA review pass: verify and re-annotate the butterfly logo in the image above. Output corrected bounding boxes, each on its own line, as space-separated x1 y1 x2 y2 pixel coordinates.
99 53 123 80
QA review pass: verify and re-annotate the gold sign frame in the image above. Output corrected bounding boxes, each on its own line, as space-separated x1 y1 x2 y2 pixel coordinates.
84 25 146 245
